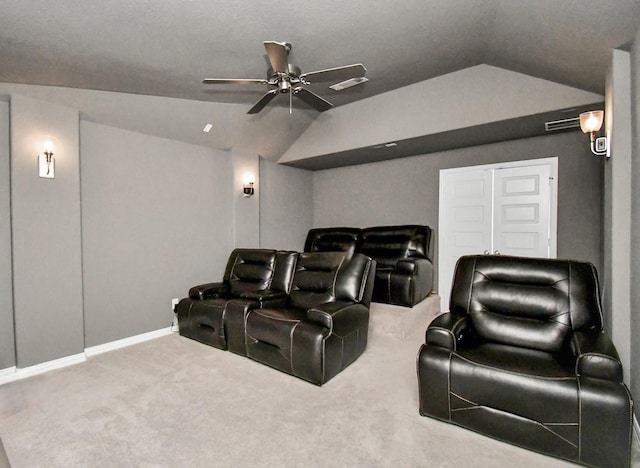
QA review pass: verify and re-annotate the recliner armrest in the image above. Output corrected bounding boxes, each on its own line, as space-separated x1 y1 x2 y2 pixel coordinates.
240 289 288 308
571 331 623 382
189 282 228 300
396 257 430 275
307 301 368 334
425 312 471 351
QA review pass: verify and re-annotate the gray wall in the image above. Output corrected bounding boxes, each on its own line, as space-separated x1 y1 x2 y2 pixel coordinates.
10 94 85 367
259 159 313 251
629 28 640 420
0 101 14 369
81 121 233 347
604 50 633 380
313 131 603 293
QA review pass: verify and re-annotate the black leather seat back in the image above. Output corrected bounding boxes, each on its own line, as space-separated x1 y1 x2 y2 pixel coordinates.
288 252 348 311
272 250 298 294
357 225 432 268
224 249 278 296
303 227 361 256
450 255 603 353
335 253 376 307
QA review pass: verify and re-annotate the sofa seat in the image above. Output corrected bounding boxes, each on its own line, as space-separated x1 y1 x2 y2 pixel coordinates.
304 225 434 307
176 249 297 355
177 249 376 385
246 307 330 379
417 255 633 467
244 252 375 385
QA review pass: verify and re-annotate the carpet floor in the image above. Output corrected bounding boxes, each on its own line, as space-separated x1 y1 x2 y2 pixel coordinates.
0 326 637 467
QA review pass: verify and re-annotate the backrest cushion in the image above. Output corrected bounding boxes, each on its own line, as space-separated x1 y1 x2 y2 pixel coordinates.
357 225 431 267
450 255 603 353
225 249 278 296
304 227 361 256
271 250 298 294
335 253 376 306
288 252 349 310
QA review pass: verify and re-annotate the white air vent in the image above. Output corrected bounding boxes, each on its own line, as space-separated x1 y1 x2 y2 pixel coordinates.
329 77 369 91
545 117 580 132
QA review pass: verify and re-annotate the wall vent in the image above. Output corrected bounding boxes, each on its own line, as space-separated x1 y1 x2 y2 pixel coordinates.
545 117 580 132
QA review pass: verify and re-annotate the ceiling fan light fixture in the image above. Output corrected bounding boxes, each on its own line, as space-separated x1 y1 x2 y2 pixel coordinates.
203 41 367 114
329 76 369 91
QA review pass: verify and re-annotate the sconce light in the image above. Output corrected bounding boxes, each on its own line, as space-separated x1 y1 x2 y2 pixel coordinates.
243 182 255 197
579 110 608 157
38 140 55 178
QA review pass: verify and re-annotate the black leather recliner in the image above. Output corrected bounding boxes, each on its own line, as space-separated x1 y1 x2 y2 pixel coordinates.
246 251 375 385
304 225 434 307
176 248 296 355
417 255 633 467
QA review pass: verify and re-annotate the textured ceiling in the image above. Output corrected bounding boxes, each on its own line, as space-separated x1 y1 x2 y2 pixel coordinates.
0 1 638 162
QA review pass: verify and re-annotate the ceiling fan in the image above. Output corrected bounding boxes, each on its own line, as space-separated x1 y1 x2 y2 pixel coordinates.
203 41 367 114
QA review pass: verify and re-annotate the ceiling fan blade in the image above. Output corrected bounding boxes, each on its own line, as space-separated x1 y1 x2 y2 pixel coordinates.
203 78 267 85
263 41 290 74
293 87 332 112
247 89 278 114
300 64 366 84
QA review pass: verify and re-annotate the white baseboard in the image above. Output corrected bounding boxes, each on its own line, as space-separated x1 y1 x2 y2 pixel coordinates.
0 366 16 385
84 327 172 357
0 327 172 386
0 353 86 386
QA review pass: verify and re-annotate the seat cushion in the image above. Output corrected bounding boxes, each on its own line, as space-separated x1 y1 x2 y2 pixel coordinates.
246 307 313 350
451 343 579 439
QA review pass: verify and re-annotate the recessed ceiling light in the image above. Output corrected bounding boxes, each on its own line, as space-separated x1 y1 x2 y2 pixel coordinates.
203 123 213 133
329 77 369 91
373 142 397 149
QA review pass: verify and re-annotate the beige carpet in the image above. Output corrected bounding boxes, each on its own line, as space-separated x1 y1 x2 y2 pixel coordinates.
0 308 637 467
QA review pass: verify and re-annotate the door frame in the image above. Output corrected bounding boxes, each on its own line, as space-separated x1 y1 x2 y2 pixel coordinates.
437 157 558 308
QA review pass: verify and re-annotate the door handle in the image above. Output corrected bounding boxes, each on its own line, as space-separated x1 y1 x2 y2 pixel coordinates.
483 250 490 255
494 250 500 255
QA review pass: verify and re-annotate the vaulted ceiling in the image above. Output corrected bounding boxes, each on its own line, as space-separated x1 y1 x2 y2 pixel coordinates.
1 0 638 163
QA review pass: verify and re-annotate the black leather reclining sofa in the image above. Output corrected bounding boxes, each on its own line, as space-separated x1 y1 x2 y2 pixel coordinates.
418 255 633 467
304 225 434 307
176 248 376 385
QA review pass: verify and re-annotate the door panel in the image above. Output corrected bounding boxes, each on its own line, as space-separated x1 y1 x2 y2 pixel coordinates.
493 165 551 257
439 169 493 309
438 159 557 312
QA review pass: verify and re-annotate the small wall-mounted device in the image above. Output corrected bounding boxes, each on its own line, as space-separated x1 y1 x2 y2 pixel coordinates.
38 140 55 178
579 110 609 158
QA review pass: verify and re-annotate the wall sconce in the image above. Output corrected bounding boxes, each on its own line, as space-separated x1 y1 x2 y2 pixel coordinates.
243 182 255 197
38 140 55 178
579 110 608 157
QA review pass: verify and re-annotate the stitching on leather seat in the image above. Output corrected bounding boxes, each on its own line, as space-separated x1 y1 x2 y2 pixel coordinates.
452 352 575 381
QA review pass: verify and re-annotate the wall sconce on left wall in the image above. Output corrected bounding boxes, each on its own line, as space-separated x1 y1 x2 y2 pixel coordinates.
38 140 55 178
243 182 255 197
242 173 255 197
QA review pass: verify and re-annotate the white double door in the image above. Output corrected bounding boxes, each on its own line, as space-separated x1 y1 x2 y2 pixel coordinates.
438 158 558 311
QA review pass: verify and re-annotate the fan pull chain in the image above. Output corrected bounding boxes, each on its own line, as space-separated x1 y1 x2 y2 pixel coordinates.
289 88 292 114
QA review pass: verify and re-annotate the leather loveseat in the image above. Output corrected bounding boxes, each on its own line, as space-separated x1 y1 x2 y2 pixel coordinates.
176 248 297 355
417 254 633 467
176 248 376 385
304 225 433 307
